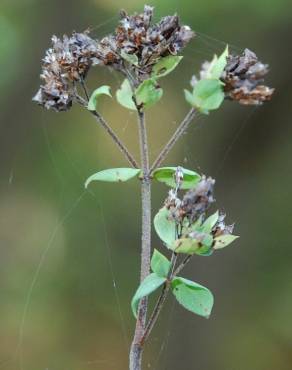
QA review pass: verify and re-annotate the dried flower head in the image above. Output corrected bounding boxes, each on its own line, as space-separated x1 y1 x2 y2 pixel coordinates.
97 5 195 80
33 32 100 111
221 48 274 105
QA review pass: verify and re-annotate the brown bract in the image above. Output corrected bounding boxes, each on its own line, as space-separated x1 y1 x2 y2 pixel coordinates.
222 48 274 105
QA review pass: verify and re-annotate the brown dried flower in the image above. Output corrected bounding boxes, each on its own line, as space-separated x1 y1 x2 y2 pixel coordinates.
33 32 100 111
222 48 274 105
97 5 195 80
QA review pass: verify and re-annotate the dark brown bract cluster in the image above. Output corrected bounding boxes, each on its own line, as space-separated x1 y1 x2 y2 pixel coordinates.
97 5 194 80
33 32 100 111
222 49 274 105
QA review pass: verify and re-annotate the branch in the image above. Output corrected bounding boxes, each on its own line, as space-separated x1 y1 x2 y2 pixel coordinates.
149 108 196 174
75 94 139 168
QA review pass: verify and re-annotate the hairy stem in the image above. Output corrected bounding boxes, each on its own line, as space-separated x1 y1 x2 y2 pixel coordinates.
150 108 196 174
75 94 139 168
129 109 151 370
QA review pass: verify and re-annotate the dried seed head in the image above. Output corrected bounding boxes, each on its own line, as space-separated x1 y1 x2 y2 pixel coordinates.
33 32 100 112
99 5 195 80
222 49 274 105
211 213 234 237
181 176 215 222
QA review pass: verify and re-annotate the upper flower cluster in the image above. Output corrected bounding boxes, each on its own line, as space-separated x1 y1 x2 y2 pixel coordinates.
97 5 194 79
33 5 194 112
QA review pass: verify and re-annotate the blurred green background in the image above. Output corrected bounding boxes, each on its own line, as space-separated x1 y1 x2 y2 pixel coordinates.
0 0 291 369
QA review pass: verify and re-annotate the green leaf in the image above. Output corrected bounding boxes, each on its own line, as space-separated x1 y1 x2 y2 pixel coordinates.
153 167 201 189
174 234 212 255
85 168 141 188
136 79 163 109
208 46 229 79
213 234 239 250
151 249 171 278
154 207 176 248
201 211 219 233
152 56 183 78
121 50 139 66
192 79 225 113
131 273 166 318
116 79 136 110
87 86 112 111
184 89 196 106
171 277 214 318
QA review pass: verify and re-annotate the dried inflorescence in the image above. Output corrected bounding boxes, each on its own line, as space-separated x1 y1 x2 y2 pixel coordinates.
165 176 216 225
97 5 194 79
221 49 274 105
33 32 100 111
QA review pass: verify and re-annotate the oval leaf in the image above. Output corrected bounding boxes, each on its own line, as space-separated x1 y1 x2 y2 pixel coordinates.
152 56 183 78
201 211 219 233
151 249 171 278
192 79 225 113
85 168 141 188
171 277 214 318
131 273 166 318
136 79 163 109
209 46 229 79
116 79 136 110
154 207 176 248
213 234 239 250
87 85 112 111
153 167 201 189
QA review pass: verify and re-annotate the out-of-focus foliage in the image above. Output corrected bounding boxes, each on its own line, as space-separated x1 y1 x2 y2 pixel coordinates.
0 0 291 369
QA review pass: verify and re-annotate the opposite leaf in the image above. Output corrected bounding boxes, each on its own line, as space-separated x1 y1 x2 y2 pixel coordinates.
116 79 136 110
153 167 201 189
151 249 171 277
201 211 219 233
213 234 239 250
87 86 112 111
152 56 183 78
131 273 166 318
136 79 163 109
154 206 177 248
171 277 214 318
208 45 229 79
85 168 141 188
121 50 139 66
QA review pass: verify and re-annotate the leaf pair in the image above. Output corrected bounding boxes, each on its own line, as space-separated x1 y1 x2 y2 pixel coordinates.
117 55 183 111
131 249 213 319
184 46 228 114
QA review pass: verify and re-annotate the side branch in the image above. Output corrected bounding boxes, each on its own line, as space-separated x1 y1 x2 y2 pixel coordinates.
75 94 139 168
149 108 196 173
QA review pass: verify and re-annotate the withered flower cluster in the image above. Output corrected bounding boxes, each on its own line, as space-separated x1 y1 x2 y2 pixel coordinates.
165 176 234 247
98 5 194 79
222 49 274 105
33 32 100 112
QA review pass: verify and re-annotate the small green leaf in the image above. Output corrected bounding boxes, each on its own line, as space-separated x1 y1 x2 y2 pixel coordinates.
171 277 214 318
184 89 196 106
151 249 171 277
136 79 163 109
192 79 225 113
153 167 201 189
121 50 139 66
131 273 166 318
87 86 112 111
116 79 136 110
208 46 229 79
174 233 213 255
85 168 141 187
201 211 219 233
213 234 239 250
152 56 183 78
154 207 176 248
